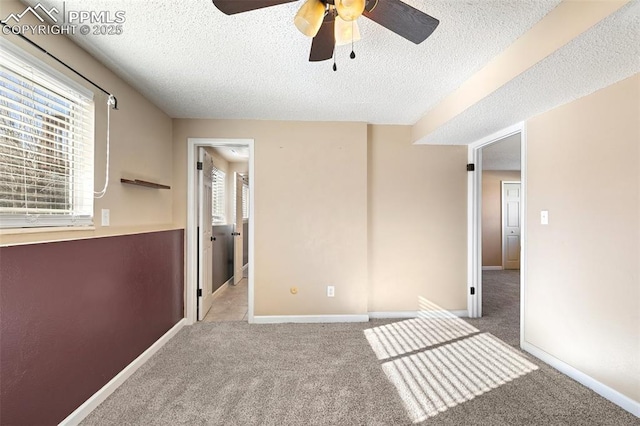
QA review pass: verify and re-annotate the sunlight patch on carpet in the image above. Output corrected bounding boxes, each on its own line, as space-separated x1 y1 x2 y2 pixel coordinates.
364 298 479 360
381 333 538 423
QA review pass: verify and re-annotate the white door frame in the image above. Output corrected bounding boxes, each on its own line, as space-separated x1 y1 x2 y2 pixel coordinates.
501 180 522 270
233 172 244 285
186 138 255 325
467 122 526 346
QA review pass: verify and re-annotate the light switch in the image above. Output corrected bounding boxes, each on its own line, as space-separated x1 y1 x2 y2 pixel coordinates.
540 210 548 225
101 209 110 226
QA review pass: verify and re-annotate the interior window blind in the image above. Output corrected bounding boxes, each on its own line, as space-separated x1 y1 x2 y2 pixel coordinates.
211 166 225 224
0 43 94 228
241 178 249 220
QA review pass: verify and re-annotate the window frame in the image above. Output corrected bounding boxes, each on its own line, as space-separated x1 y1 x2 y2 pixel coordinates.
211 166 225 225
0 40 95 229
241 178 249 220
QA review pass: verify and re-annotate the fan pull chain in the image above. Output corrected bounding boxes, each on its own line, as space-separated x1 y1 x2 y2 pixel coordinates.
350 21 356 59
333 50 337 71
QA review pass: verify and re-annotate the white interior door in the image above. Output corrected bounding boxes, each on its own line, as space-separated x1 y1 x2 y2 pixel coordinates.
233 173 244 285
198 148 214 319
502 182 521 270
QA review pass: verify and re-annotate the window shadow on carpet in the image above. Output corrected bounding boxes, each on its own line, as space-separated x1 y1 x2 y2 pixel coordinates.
364 298 538 423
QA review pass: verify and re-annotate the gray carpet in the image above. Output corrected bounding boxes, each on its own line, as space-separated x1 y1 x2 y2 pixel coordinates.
82 271 637 425
472 269 522 347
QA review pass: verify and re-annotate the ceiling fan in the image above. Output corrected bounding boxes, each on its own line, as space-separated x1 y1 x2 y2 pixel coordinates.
211 0 439 63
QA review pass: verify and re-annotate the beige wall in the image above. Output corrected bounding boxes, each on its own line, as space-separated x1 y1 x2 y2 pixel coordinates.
173 120 369 315
229 161 249 175
482 170 521 267
0 0 174 246
525 74 640 401
368 125 468 312
205 148 230 173
173 121 469 315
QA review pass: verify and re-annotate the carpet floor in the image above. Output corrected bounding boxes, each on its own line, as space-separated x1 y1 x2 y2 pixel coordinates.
81 271 637 425
473 269 522 346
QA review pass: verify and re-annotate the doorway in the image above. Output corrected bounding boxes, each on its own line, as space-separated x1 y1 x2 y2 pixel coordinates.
201 156 250 322
502 181 521 270
467 123 526 347
186 138 255 325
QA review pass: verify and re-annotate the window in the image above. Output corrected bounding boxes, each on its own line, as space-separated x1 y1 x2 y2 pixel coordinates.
212 166 225 224
0 43 94 228
232 174 249 222
241 177 249 220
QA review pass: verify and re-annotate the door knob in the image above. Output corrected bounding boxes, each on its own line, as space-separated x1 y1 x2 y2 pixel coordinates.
211 236 216 241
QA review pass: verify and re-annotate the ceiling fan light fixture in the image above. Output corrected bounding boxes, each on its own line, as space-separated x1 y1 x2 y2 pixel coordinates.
335 0 365 21
334 16 361 46
294 0 326 37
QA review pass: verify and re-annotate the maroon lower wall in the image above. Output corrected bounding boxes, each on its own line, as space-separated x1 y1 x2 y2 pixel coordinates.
0 229 184 425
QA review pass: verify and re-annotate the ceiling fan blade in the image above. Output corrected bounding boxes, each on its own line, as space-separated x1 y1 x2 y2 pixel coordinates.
212 0 297 15
309 14 335 62
363 0 439 44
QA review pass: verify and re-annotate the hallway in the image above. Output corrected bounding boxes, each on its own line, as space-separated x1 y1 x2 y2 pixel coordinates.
202 277 248 322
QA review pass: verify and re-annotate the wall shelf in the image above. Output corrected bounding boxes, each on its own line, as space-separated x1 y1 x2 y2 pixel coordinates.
120 178 170 189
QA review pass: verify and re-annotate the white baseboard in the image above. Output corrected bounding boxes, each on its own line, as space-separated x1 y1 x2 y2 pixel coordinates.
522 341 640 417
253 314 370 324
59 319 187 426
254 311 469 323
482 266 503 270
212 277 234 300
227 264 250 284
369 311 419 319
369 310 469 319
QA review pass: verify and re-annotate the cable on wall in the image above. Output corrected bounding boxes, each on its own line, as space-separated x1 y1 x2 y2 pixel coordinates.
94 95 116 198
1 23 120 198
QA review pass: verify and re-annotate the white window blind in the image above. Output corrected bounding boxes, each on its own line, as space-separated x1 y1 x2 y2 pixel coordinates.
241 178 249 220
212 166 225 224
0 43 94 228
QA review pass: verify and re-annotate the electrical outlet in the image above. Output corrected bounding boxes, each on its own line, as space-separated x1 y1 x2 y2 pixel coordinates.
327 285 335 297
101 209 110 226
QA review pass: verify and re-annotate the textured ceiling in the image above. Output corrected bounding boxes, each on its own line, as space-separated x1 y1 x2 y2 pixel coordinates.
417 1 640 145
27 0 561 124
482 134 520 171
212 146 250 163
